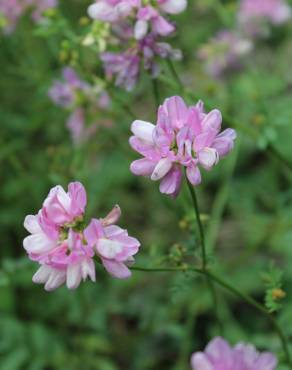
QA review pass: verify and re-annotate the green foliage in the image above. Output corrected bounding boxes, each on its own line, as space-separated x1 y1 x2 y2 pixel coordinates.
1 0 292 369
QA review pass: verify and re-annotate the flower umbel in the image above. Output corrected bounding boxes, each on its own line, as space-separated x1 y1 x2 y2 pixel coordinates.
191 337 277 370
129 96 236 197
23 182 141 291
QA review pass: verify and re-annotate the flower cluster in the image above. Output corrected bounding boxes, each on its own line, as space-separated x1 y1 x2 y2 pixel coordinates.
198 0 291 78
23 182 141 291
0 0 57 34
48 67 111 145
191 337 277 370
129 96 236 197
86 0 186 90
197 30 253 78
238 0 291 36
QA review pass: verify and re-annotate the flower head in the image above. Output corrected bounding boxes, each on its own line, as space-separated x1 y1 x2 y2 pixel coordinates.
0 0 57 34
191 337 277 370
23 183 141 291
129 96 236 197
197 30 253 78
238 0 291 36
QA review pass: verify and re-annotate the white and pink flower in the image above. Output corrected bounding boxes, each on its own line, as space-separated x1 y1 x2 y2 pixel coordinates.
129 96 236 197
23 183 141 291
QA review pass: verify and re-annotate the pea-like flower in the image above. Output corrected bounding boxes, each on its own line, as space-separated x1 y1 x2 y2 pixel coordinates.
129 96 236 197
191 337 277 370
23 182 141 291
84 205 140 279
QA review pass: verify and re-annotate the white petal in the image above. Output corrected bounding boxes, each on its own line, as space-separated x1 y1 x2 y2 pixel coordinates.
23 234 55 254
66 264 82 290
44 269 66 291
160 0 187 14
87 2 112 19
131 120 155 143
32 265 52 284
134 20 148 40
151 158 172 181
190 353 213 370
24 215 42 234
96 238 123 259
81 259 96 282
198 147 219 170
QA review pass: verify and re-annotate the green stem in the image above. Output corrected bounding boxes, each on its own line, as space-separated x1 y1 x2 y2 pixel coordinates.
185 175 223 334
152 78 160 107
185 180 207 269
131 265 292 367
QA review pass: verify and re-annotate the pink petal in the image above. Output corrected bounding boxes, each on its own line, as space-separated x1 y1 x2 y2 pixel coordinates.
23 234 56 254
256 353 278 370
134 19 148 39
81 258 96 282
163 96 189 129
186 163 201 185
201 109 222 133
152 15 175 36
130 158 157 176
212 128 236 157
102 259 132 279
84 219 105 246
102 205 122 226
159 165 182 197
68 181 87 216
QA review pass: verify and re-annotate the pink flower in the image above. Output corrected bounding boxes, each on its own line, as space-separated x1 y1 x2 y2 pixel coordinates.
238 0 291 36
0 0 57 34
48 67 88 108
84 205 140 279
129 96 236 197
191 337 277 370
23 183 141 290
66 108 98 146
197 30 253 78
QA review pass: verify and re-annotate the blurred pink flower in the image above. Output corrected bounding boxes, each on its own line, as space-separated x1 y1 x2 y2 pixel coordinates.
0 0 57 33
129 96 236 197
101 34 181 90
66 108 98 146
197 30 253 78
191 337 277 370
48 67 88 108
238 0 291 36
84 205 141 279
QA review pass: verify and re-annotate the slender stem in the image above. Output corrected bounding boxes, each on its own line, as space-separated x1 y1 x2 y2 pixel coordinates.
131 265 292 367
185 175 223 333
185 180 207 269
166 59 184 91
152 78 160 107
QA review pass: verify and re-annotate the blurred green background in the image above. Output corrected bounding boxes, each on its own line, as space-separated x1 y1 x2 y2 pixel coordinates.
1 0 292 369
